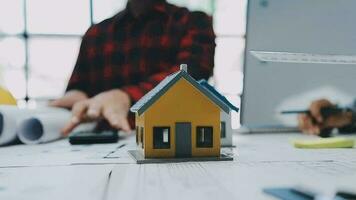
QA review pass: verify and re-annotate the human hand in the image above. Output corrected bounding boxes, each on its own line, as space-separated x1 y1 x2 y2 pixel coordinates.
298 99 353 135
61 89 132 136
49 90 88 109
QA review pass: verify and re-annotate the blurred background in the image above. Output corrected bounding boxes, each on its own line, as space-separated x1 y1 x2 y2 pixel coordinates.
0 0 246 127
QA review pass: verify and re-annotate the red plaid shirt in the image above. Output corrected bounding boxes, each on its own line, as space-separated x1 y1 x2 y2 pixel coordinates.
66 1 215 104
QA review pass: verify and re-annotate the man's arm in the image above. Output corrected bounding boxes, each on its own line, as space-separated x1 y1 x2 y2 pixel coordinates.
49 90 88 109
121 11 216 103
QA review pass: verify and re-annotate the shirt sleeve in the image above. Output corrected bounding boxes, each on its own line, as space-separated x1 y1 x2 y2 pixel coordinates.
121 11 216 104
65 27 93 96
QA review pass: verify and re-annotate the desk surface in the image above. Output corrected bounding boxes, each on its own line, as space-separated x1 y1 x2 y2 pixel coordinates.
0 133 355 200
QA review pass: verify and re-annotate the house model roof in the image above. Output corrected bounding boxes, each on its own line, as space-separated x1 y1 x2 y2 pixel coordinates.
198 80 239 113
130 68 231 115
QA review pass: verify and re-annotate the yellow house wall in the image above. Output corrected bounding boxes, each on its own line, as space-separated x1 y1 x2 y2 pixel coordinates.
142 78 221 158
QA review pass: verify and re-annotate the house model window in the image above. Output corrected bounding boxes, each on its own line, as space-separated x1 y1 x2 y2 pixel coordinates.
196 127 213 148
140 127 144 148
153 127 170 149
220 122 226 138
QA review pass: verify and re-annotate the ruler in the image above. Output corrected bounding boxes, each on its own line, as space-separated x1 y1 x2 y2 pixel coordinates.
250 51 356 64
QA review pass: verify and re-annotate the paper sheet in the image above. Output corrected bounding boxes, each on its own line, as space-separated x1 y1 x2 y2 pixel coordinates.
250 51 356 64
0 135 135 168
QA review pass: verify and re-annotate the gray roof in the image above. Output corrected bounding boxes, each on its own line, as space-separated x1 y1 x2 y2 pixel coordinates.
130 70 230 115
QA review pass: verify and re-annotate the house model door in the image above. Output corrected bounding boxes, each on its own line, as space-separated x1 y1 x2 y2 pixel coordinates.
175 122 192 157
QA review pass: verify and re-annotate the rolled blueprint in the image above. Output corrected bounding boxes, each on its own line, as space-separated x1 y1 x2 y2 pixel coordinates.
17 110 96 145
0 105 71 145
1 105 97 145
17 109 71 144
0 105 26 145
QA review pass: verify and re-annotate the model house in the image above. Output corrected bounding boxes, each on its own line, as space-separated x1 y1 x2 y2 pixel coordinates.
198 80 239 147
130 64 238 160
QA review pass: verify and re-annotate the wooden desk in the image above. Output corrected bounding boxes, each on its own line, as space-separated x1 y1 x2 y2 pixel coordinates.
0 133 355 200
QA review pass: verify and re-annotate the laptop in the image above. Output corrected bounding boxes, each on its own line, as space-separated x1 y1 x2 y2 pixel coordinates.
240 0 356 133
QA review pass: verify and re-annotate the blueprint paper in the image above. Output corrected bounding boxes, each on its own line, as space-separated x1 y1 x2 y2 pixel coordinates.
0 165 114 200
0 135 135 167
0 133 356 200
106 160 356 200
106 134 356 200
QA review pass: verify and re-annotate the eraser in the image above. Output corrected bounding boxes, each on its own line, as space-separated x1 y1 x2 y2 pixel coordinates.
293 137 355 149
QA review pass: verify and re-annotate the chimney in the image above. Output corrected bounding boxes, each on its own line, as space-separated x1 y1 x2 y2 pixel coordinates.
180 64 188 72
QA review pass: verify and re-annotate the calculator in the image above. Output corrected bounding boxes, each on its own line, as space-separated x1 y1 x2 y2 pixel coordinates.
68 130 119 145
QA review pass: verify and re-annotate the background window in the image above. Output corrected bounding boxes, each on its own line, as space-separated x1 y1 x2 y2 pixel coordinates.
153 127 171 149
27 0 90 35
0 37 26 99
28 38 81 98
0 0 24 34
0 0 245 127
92 0 127 23
196 126 213 148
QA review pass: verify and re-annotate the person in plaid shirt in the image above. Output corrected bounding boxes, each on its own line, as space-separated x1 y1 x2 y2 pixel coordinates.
51 0 216 135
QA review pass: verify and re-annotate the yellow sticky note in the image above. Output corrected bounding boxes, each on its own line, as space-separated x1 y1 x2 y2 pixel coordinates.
0 87 17 105
293 137 355 149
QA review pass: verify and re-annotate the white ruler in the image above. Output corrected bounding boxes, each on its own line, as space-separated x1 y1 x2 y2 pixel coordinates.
250 51 356 64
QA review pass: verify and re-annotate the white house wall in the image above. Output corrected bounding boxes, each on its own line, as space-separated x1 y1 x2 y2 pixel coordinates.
220 111 233 147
